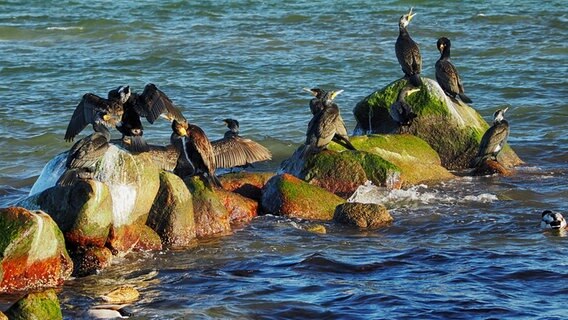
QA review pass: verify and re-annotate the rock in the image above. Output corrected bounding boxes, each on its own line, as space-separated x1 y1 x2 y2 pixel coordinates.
184 176 231 238
0 207 72 293
25 180 112 248
219 172 274 201
71 247 113 277
0 311 6 320
471 159 513 176
329 134 454 187
217 189 259 225
353 77 522 169
107 224 162 253
4 289 62 320
306 224 327 234
147 172 196 248
281 148 402 197
261 174 345 221
101 286 140 304
334 203 393 229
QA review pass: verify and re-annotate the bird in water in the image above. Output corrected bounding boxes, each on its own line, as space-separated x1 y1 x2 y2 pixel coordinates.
58 111 112 186
389 85 420 133
540 210 567 230
435 37 472 103
303 87 327 115
170 119 222 188
305 89 357 152
395 7 422 87
211 119 272 170
64 87 127 142
470 107 510 168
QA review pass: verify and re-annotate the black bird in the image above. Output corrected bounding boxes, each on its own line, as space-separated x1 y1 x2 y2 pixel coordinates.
303 87 327 115
541 210 567 229
116 103 150 153
170 119 222 188
125 83 186 124
389 85 420 133
305 90 357 152
435 37 472 103
64 87 127 142
470 107 510 168
395 7 422 87
211 119 272 169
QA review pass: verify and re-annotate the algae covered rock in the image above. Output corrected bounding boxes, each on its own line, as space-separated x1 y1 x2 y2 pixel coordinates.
217 189 259 225
147 171 196 247
219 172 274 201
0 207 72 293
353 78 522 169
261 174 345 221
71 246 113 277
334 203 393 229
330 134 454 186
185 176 231 238
5 289 62 320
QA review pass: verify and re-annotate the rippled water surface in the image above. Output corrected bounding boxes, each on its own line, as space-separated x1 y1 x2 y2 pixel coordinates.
0 1 567 319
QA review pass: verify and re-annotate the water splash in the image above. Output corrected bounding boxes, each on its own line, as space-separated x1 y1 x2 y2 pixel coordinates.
28 152 68 196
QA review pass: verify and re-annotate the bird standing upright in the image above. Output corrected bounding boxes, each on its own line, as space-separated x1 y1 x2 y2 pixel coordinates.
395 7 422 87
435 37 472 103
470 107 510 168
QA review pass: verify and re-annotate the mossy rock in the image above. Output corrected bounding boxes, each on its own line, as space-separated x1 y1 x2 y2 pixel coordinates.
329 134 454 186
216 189 259 225
5 289 62 320
185 176 231 238
353 77 522 169
334 203 393 229
261 174 346 221
219 172 275 201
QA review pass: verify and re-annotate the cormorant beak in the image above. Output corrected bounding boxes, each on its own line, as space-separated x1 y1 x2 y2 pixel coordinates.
408 7 416 21
103 114 112 121
502 107 509 114
330 89 344 100
302 87 317 96
178 127 187 136
406 88 421 96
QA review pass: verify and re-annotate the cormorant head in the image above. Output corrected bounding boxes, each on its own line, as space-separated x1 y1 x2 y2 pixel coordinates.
172 119 189 137
493 107 508 124
399 86 421 101
437 37 451 54
117 85 131 104
541 210 567 229
223 118 240 130
323 89 344 104
303 87 326 99
399 7 416 29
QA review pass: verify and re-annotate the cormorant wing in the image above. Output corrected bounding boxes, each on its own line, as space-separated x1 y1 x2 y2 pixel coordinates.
396 37 421 76
134 83 186 124
64 93 110 142
435 59 460 95
187 125 217 174
66 132 109 169
307 107 339 148
477 122 510 158
212 136 272 169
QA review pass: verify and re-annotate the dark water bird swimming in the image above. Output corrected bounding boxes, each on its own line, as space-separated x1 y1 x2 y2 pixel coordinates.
435 37 472 103
540 210 567 229
389 85 420 133
211 119 272 170
170 119 222 188
470 107 510 168
395 7 422 87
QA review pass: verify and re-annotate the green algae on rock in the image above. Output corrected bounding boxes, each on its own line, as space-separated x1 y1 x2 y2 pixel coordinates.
185 176 231 238
353 77 522 169
5 289 62 320
0 207 72 294
261 174 345 221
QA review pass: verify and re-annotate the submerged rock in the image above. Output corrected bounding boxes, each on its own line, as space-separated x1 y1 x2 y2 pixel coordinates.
0 207 72 293
71 246 113 277
219 172 275 201
5 289 62 320
471 159 512 176
334 203 393 229
147 171 196 247
185 176 231 238
353 78 522 169
261 174 345 221
329 134 454 187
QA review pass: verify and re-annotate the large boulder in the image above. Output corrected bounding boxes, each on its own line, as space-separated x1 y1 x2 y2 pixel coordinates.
329 134 454 186
185 176 231 238
219 172 275 201
261 174 345 221
147 172 196 247
353 78 522 169
0 207 72 293
4 289 62 320
217 190 259 225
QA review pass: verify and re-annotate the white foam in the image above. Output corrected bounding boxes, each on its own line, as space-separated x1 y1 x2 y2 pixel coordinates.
108 184 137 227
46 26 83 31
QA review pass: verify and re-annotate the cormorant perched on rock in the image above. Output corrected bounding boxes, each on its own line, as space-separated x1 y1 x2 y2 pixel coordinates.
435 37 472 103
541 210 567 230
211 119 272 169
395 7 422 87
116 103 150 153
170 119 221 188
64 88 127 142
303 87 327 115
305 90 357 152
470 107 509 168
124 83 186 124
389 85 420 133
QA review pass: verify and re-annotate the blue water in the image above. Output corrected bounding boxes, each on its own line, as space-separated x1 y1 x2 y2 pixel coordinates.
0 1 567 318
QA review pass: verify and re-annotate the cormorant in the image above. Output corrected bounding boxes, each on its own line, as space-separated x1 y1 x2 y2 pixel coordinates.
211 119 272 169
541 210 567 230
124 83 186 124
305 90 357 152
116 103 150 153
303 87 327 115
170 119 221 188
395 7 422 87
470 107 509 168
389 85 420 133
435 37 472 103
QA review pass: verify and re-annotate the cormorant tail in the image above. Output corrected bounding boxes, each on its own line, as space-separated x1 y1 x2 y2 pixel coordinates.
409 74 422 87
127 136 150 153
459 93 472 103
57 169 94 187
207 174 223 189
333 135 357 151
